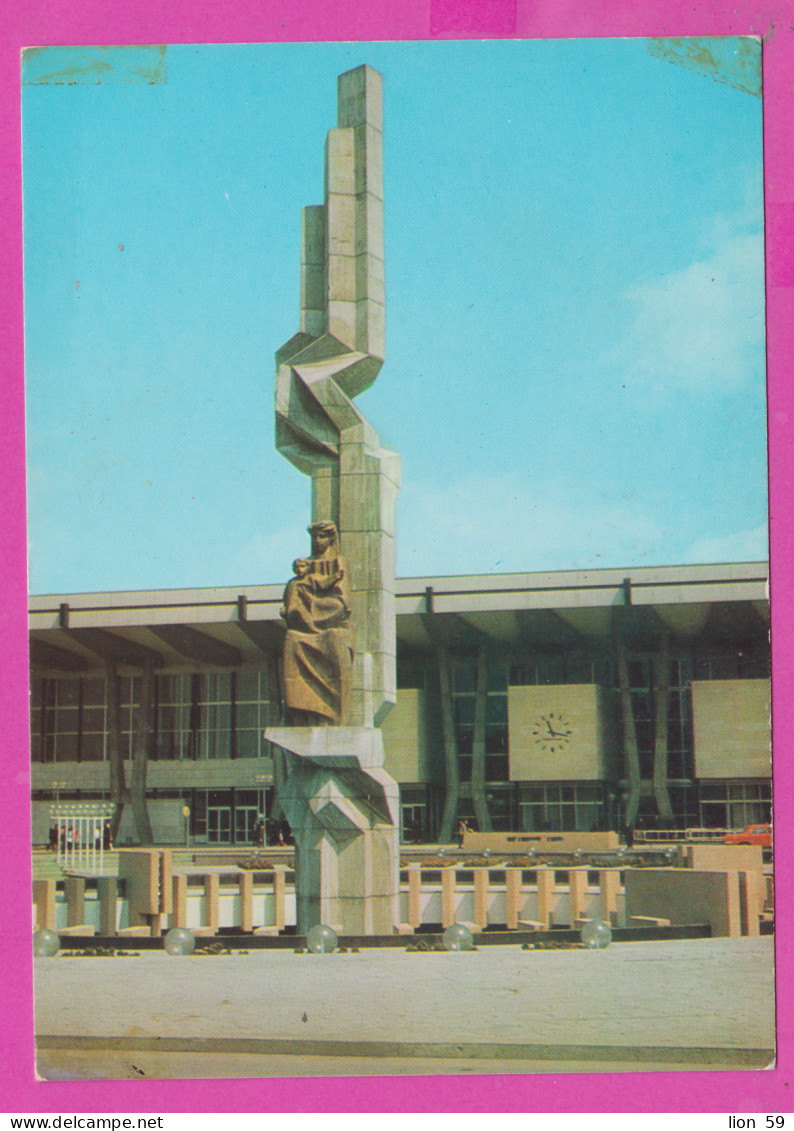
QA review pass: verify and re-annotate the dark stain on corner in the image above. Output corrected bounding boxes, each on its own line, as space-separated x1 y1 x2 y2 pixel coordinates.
22 45 167 86
646 36 761 98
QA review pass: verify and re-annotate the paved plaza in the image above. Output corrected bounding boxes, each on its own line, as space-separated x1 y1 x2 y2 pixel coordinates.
34 936 775 1079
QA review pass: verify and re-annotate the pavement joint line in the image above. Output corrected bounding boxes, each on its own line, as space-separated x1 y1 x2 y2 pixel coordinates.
35 1036 776 1066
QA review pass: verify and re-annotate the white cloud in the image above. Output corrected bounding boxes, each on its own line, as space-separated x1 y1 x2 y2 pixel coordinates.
227 522 309 586
683 523 768 564
396 473 667 576
609 227 765 391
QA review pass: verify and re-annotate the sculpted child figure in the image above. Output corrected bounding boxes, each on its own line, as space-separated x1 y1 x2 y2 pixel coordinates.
279 521 354 726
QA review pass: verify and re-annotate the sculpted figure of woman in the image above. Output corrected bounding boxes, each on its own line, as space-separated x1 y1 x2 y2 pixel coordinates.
280 521 353 725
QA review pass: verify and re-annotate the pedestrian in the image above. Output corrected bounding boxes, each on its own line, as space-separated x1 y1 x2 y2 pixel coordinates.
252 816 265 849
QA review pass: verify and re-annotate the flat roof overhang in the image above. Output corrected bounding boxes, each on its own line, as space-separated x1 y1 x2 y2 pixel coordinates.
28 561 770 674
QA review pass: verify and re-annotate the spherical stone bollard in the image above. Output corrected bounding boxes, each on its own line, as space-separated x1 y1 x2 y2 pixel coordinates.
164 927 196 956
33 928 60 957
443 923 475 952
306 924 338 954
580 919 612 950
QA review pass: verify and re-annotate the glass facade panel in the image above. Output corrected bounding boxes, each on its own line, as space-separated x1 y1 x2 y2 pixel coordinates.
35 668 271 765
453 666 476 694
518 783 605 832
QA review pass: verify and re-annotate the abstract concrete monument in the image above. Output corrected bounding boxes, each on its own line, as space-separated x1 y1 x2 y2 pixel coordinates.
266 65 401 936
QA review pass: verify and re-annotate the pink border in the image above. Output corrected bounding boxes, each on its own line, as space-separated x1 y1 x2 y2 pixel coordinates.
3 0 791 1113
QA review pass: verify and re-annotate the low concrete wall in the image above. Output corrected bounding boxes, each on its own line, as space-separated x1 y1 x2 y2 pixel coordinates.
117 850 161 932
39 861 632 936
462 830 620 853
686 844 763 872
624 868 742 938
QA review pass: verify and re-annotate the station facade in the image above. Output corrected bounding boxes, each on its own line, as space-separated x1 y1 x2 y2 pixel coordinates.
29 561 771 846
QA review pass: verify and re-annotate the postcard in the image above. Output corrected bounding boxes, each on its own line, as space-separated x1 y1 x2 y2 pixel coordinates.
8 16 793 1117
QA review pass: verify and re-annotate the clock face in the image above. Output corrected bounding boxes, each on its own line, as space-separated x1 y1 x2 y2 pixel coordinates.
532 710 573 753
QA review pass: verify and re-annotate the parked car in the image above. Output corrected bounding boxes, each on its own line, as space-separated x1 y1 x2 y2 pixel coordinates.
723 822 772 847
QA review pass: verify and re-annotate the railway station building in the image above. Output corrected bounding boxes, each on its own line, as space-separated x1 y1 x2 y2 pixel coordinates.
28 560 771 846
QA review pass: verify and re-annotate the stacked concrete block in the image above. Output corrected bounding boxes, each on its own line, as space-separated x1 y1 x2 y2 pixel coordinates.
117 849 162 936
33 879 57 931
268 726 399 935
624 868 745 938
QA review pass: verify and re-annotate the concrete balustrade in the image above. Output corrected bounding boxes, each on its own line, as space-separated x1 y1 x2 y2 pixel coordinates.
36 852 770 940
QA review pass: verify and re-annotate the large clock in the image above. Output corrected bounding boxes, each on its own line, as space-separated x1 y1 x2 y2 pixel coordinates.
531 710 573 753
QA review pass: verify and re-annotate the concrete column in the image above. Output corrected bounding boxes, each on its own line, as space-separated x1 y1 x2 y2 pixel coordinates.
159 850 173 915
204 874 220 933
171 874 188 928
505 868 522 930
725 872 742 938
441 868 456 928
471 646 493 833
653 634 674 822
407 865 422 929
266 654 286 824
437 646 460 844
473 868 489 929
130 656 155 844
239 871 253 933
599 869 621 926
616 638 641 828
739 870 761 937
106 661 127 839
65 876 85 928
97 876 118 936
33 879 57 931
569 868 588 926
274 868 286 932
536 867 554 929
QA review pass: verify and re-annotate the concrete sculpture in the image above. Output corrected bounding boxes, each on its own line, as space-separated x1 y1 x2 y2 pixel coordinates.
265 65 400 936
280 521 353 726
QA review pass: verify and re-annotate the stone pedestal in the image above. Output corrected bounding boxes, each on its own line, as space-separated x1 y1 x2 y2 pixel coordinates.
266 725 400 936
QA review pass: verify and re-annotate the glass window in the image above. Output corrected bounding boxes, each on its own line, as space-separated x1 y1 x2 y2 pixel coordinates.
565 656 593 684
454 698 475 727
57 733 79 761
485 754 509 780
537 657 564 685
509 664 534 686
81 733 105 762
58 680 80 707
156 674 192 760
453 666 476 694
235 669 269 759
485 695 507 726
485 727 508 753
236 669 261 700
486 663 508 693
82 678 106 707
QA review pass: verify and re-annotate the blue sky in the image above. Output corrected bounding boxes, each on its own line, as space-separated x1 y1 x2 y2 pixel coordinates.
22 38 767 595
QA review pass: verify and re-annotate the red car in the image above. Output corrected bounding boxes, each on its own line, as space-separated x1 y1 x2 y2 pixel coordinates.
723 823 772 847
